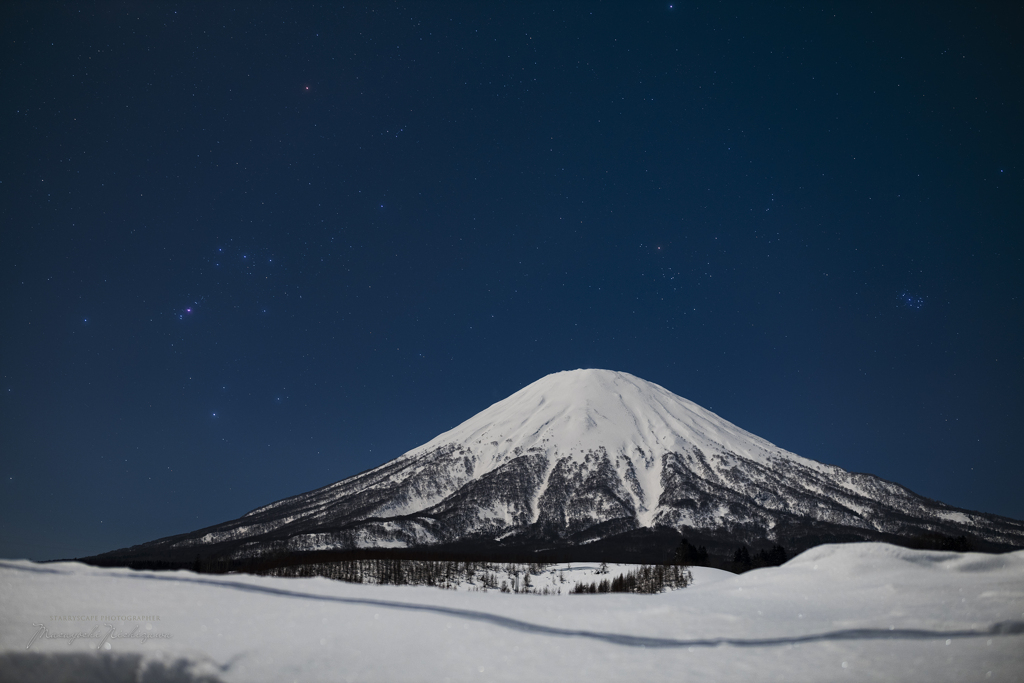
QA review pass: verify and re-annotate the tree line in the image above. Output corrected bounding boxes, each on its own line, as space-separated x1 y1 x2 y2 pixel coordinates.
258 558 554 592
731 544 789 572
570 563 692 594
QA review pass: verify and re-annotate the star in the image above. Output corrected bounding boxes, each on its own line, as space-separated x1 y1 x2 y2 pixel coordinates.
900 292 925 309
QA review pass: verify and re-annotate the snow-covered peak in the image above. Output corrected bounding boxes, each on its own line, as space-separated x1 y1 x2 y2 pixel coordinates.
104 369 1024 560
406 369 809 471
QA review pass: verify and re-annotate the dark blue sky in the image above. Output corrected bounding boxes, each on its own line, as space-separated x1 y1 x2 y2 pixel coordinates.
2 2 1022 561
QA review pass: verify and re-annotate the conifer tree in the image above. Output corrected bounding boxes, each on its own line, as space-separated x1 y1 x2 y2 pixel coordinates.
734 545 753 571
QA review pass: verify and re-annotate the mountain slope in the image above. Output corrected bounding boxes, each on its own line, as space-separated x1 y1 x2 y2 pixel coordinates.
95 369 1024 562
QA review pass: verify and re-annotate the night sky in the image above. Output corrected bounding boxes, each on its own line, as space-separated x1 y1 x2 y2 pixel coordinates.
2 3 1022 562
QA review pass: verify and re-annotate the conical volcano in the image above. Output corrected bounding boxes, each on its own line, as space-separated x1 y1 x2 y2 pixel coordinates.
96 370 1024 563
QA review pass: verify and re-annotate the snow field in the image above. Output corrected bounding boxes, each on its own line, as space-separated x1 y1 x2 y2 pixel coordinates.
1 543 1022 682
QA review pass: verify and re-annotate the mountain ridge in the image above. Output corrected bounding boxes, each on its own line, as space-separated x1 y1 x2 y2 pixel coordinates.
89 369 1024 564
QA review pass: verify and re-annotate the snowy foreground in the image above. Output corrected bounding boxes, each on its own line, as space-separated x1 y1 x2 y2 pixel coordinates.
1 544 1022 682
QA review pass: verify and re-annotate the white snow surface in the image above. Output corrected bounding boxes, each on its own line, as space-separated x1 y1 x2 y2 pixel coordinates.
2 543 1022 682
410 368 810 469
384 368 834 526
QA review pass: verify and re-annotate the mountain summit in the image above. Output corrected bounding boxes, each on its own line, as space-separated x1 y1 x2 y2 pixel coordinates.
100 370 1024 563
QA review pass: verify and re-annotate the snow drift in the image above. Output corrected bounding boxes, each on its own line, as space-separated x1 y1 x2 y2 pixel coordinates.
2 544 1022 682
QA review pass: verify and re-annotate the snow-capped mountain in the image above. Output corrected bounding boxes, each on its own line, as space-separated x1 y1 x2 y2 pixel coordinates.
100 369 1024 562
